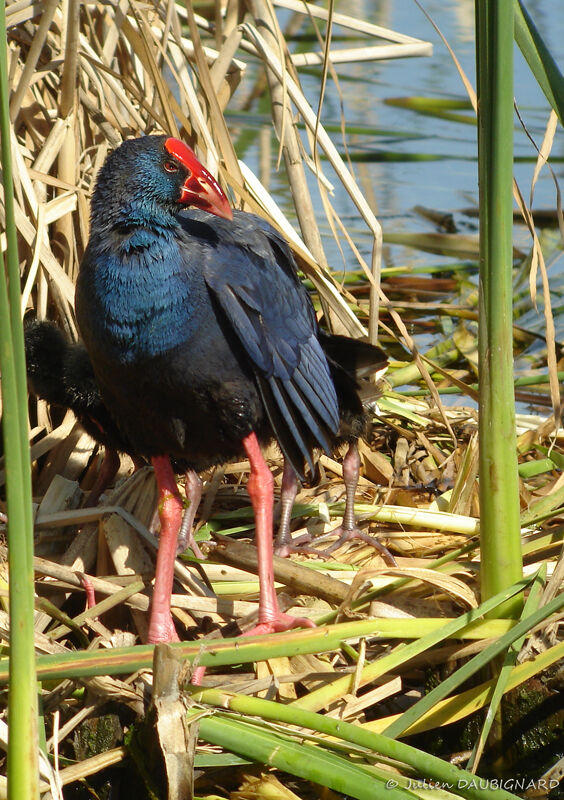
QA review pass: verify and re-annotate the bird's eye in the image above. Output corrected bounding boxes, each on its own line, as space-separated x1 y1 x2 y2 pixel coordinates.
164 160 179 173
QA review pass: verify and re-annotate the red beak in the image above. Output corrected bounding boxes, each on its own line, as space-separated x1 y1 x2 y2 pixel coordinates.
165 137 233 221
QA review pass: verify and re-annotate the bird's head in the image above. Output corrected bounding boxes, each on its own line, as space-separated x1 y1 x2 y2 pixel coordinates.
162 138 233 220
90 135 233 231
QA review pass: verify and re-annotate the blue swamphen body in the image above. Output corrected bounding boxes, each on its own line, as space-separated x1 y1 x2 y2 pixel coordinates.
75 135 387 643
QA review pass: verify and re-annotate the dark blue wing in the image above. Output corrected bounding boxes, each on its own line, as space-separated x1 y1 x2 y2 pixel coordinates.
201 211 340 476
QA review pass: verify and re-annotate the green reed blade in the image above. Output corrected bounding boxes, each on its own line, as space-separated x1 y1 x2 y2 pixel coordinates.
0 2 39 797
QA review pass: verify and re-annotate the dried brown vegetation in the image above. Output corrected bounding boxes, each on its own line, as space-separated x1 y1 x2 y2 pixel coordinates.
2 0 564 797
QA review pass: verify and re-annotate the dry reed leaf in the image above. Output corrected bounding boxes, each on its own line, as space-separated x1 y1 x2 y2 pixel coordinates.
275 0 431 46
325 676 402 720
11 131 40 217
20 201 46 314
338 562 476 617
103 513 154 577
378 567 478 608
447 432 479 517
292 44 433 68
234 773 305 800
10 196 75 304
55 747 128 789
513 179 561 426
169 593 257 620
256 657 297 699
415 0 476 112
530 110 558 207
183 0 243 182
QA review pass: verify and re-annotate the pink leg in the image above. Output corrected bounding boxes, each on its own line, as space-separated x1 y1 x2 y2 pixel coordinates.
187 440 313 686
81 574 96 610
176 469 204 559
274 459 299 557
242 433 315 636
191 665 206 685
83 448 120 507
148 455 183 643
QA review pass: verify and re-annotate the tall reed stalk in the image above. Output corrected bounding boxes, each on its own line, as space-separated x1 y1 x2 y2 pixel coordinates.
0 3 39 796
476 3 522 609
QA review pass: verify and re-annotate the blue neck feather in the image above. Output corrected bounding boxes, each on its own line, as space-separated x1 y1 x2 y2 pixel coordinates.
86 223 201 362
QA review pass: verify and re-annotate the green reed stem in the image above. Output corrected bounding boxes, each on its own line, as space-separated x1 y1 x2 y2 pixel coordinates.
0 3 39 797
476 1 523 612
189 688 521 800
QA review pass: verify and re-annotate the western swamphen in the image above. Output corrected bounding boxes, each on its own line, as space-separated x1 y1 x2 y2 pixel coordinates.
75 135 388 643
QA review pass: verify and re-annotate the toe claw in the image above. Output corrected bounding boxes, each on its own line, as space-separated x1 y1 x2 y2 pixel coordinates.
244 611 315 637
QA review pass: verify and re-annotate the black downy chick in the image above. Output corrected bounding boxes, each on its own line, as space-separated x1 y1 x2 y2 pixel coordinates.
25 319 131 506
24 320 203 551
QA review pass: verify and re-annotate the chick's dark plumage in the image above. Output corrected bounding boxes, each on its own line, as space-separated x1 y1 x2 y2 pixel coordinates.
24 319 133 454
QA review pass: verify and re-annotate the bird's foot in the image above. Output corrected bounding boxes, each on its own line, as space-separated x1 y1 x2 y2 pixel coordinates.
176 470 204 559
274 531 316 558
176 528 204 560
278 526 396 565
187 611 314 686
314 525 397 565
244 610 316 638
